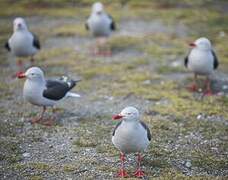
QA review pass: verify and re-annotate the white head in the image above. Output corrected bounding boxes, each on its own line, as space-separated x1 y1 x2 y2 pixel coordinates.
17 67 45 82
189 37 212 51
112 106 140 122
92 2 104 15
13 17 28 32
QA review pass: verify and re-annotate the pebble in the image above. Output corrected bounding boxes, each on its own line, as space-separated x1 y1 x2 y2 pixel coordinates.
185 160 192 168
197 114 203 120
23 152 30 158
142 80 151 85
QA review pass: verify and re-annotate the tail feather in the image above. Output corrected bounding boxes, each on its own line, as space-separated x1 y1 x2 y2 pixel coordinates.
60 76 81 90
66 92 81 98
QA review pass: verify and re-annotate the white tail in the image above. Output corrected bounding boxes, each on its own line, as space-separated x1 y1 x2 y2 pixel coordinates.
66 92 81 98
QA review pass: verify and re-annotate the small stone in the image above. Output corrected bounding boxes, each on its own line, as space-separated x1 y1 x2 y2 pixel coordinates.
23 152 30 158
185 160 192 168
171 60 181 67
197 114 203 120
142 80 151 85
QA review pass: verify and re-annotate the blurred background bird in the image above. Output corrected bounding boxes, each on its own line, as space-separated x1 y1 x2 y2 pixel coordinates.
5 17 41 76
85 2 116 56
184 37 219 96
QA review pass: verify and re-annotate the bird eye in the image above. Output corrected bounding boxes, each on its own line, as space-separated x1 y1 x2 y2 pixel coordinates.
127 113 131 115
31 73 34 76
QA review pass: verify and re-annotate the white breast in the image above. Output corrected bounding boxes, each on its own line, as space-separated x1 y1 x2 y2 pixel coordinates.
88 14 111 37
188 49 214 75
23 80 55 107
112 121 150 154
9 31 37 57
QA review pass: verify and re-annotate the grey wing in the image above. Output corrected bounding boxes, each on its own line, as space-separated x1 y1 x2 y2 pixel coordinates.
108 14 116 31
5 41 10 51
140 121 151 141
112 121 122 136
212 50 219 69
32 33 41 49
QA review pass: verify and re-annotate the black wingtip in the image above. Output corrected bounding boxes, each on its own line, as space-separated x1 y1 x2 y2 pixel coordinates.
85 23 89 31
4 42 10 51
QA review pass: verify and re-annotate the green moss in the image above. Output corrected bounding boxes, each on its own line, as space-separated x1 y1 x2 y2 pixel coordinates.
0 140 22 163
30 176 43 180
29 162 50 171
73 137 97 147
63 164 79 172
192 151 228 171
53 24 88 37
36 48 72 62
157 65 184 74
108 36 144 52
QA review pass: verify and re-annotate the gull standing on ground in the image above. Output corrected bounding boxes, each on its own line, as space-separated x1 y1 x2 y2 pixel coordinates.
17 67 80 126
5 17 40 71
184 37 219 96
112 106 151 178
85 2 116 56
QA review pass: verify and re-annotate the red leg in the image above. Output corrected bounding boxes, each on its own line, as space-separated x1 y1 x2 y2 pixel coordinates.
40 118 55 126
133 153 145 178
187 74 198 92
94 37 112 56
30 56 35 66
12 59 24 78
40 107 56 126
16 59 23 69
117 152 129 178
203 77 213 96
30 106 46 124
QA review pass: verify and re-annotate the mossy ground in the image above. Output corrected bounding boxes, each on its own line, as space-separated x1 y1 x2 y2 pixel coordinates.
0 0 228 179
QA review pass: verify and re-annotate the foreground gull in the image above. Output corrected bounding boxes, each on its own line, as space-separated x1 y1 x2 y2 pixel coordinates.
85 2 116 56
17 67 80 125
184 37 219 96
5 17 40 71
112 107 151 178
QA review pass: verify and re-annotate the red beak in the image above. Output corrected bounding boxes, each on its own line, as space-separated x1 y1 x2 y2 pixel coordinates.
189 43 196 47
112 114 123 120
16 72 26 79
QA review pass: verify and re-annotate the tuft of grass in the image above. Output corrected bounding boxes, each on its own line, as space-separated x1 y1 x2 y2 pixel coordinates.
53 24 88 37
108 35 144 52
73 137 97 147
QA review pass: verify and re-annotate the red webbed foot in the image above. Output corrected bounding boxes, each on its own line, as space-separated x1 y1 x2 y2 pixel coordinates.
186 83 198 92
117 169 129 178
133 169 145 178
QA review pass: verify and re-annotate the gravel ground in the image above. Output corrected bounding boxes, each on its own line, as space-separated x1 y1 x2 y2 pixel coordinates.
0 1 228 179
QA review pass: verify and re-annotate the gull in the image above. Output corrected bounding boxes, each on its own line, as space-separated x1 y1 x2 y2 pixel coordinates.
112 106 151 178
17 67 80 125
85 2 116 56
5 17 40 71
184 37 219 96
